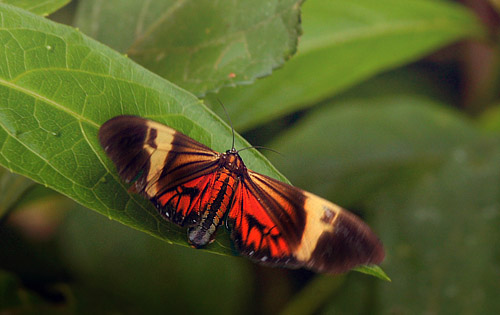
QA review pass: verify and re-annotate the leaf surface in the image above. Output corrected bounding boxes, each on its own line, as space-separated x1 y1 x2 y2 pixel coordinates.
0 0 69 15
75 0 304 96
209 0 484 130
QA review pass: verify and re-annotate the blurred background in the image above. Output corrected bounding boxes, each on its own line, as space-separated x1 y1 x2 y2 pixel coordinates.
1 0 499 314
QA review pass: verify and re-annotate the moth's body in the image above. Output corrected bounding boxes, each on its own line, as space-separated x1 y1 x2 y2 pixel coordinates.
187 149 244 247
99 115 385 274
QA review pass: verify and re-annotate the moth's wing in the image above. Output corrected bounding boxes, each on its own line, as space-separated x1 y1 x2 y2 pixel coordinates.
227 170 385 274
99 115 220 226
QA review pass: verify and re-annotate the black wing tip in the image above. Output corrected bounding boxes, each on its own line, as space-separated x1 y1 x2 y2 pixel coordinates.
99 115 146 142
99 115 152 183
307 212 385 274
98 115 149 153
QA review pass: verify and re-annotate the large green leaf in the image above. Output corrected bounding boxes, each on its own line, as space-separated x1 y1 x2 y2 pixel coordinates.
208 0 484 131
0 0 69 15
75 0 303 96
0 4 285 255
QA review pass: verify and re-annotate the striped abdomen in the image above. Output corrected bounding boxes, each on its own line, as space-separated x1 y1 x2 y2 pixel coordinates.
187 169 238 247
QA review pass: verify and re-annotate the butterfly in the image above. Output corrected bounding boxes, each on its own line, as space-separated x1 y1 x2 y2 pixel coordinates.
99 115 384 274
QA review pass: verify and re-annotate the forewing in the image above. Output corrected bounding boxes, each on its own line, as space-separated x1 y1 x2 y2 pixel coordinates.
228 170 385 274
99 115 220 226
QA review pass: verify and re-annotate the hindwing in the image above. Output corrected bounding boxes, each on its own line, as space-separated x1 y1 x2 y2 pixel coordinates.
228 171 385 274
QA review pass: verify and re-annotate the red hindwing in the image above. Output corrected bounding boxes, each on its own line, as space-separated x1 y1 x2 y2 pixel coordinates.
228 171 384 273
155 172 217 227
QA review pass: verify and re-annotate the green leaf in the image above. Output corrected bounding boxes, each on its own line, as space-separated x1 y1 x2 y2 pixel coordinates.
0 0 69 15
208 0 485 131
75 0 304 96
0 4 285 255
353 265 391 282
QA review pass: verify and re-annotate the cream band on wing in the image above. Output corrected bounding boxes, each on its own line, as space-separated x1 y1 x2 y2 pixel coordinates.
293 192 339 261
142 122 175 197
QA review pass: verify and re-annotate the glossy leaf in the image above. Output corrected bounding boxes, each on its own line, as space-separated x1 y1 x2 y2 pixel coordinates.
75 0 303 96
209 0 485 131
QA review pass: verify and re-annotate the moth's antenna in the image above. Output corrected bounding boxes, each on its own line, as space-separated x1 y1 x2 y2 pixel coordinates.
237 145 283 156
216 99 281 156
217 99 235 150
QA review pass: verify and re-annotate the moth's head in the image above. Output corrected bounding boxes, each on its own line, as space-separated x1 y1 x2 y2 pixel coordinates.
225 148 237 155
221 149 246 174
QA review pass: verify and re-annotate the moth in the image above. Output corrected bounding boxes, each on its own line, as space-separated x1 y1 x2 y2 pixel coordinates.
99 115 384 274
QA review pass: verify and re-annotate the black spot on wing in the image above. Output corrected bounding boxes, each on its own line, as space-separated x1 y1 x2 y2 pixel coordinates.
147 128 157 149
